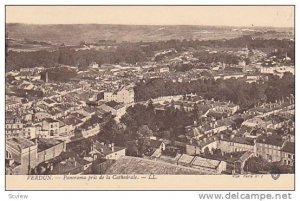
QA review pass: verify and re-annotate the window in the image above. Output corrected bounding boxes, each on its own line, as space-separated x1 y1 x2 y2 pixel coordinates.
6 151 12 159
50 130 54 136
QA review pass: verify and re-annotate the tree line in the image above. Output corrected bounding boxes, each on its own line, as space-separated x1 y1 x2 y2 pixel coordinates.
134 73 294 109
6 36 294 71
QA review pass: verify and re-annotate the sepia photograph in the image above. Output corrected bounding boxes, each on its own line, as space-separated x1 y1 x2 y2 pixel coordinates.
4 5 295 190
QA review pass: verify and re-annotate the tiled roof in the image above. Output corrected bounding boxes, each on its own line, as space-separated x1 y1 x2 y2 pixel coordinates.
34 138 64 152
106 156 204 175
7 137 36 151
191 156 221 169
282 142 295 154
177 154 194 165
256 134 284 147
92 142 125 156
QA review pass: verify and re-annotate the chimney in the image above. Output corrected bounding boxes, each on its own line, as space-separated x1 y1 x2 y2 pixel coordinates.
220 134 224 139
111 143 114 152
203 138 207 142
91 144 96 151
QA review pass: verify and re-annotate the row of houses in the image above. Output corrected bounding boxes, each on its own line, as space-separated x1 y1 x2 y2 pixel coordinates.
6 137 66 175
5 137 127 175
186 133 295 166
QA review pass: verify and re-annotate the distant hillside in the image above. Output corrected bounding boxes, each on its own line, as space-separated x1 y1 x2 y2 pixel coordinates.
6 23 294 45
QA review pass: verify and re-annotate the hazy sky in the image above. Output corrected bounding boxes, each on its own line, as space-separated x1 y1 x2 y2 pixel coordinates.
6 6 294 27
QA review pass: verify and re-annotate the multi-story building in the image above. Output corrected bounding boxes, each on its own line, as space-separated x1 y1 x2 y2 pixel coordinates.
89 142 126 160
36 138 66 164
104 87 134 104
41 118 60 138
6 137 66 175
256 134 284 162
281 142 295 166
100 101 127 122
6 137 38 175
5 116 23 138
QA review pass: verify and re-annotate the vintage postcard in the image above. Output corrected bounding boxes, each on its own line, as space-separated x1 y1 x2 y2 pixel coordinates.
5 5 295 190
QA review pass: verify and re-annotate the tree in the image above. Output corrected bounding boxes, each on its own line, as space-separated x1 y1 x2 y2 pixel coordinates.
137 125 153 139
204 147 211 156
100 119 123 145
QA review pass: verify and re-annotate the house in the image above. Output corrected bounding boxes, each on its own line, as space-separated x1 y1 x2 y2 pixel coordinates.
203 118 234 136
49 157 92 175
103 87 134 104
58 120 74 137
281 142 295 166
144 139 166 158
242 117 265 128
186 137 218 155
74 123 100 139
217 135 256 154
212 102 240 115
89 141 126 160
35 138 66 164
148 139 166 157
22 124 38 139
61 116 83 129
6 137 38 175
34 111 52 121
99 101 127 122
71 112 89 123
40 118 60 138
42 98 57 107
191 156 226 174
5 116 23 138
256 134 284 162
